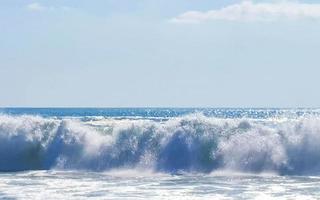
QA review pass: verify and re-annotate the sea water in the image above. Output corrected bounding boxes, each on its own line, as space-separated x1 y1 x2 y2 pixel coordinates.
0 108 320 199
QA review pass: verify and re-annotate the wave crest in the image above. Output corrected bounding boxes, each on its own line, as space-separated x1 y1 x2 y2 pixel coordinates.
1 114 320 175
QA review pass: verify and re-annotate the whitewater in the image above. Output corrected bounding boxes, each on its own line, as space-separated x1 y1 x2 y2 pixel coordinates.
1 108 320 199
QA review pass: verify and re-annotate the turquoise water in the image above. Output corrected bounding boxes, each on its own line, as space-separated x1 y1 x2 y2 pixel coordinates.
1 108 320 199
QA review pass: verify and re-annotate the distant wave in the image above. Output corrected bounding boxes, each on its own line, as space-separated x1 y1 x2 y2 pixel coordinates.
1 114 320 175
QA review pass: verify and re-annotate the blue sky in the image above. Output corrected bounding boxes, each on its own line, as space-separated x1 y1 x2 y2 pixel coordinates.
1 0 320 107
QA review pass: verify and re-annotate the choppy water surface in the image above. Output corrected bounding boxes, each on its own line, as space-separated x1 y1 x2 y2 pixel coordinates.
1 108 320 199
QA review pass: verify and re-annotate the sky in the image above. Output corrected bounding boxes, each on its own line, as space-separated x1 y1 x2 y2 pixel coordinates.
1 0 320 107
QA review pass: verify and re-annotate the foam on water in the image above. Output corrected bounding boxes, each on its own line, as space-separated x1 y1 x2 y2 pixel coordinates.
1 113 320 175
1 170 320 200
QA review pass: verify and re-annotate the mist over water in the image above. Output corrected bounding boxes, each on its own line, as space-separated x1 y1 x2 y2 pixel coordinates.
1 108 320 175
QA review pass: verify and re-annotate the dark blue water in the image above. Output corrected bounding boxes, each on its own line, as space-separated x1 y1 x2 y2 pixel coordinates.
0 107 317 119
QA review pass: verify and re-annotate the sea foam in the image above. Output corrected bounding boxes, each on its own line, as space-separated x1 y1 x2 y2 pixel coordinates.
1 114 320 175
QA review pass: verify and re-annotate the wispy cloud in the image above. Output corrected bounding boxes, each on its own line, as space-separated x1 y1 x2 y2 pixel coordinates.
26 2 71 12
171 1 320 23
27 3 47 12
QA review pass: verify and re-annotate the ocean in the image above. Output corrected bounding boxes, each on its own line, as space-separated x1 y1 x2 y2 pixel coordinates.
0 108 320 199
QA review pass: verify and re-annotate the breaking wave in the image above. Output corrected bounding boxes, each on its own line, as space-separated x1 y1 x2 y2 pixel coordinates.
1 114 320 175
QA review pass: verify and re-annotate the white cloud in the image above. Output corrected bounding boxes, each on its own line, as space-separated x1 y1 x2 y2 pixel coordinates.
26 3 71 12
27 3 47 12
171 1 320 23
